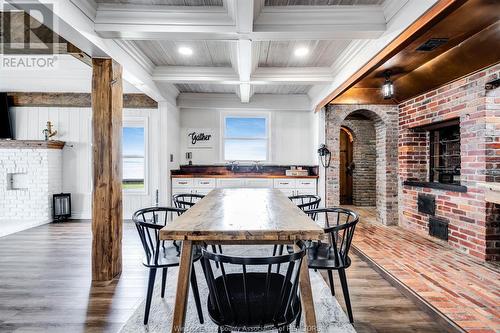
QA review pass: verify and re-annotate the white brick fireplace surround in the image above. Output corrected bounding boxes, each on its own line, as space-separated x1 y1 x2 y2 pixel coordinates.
0 141 63 237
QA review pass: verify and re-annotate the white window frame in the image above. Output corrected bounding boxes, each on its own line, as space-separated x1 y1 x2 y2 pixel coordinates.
122 116 149 194
220 111 271 162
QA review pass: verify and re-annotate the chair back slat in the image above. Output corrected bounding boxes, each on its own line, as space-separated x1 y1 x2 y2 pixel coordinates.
242 264 250 323
202 244 306 330
203 257 226 322
218 261 236 322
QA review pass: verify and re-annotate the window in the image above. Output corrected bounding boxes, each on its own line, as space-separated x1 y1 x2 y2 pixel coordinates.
429 123 461 185
122 120 147 191
222 114 269 161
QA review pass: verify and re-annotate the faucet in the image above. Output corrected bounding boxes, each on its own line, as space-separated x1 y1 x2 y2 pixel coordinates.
254 161 261 172
229 161 239 172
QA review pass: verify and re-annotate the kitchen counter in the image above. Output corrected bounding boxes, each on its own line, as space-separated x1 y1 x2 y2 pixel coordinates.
171 164 319 179
172 174 319 179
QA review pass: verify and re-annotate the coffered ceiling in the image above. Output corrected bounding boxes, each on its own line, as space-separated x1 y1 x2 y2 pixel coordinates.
88 0 395 101
5 0 441 106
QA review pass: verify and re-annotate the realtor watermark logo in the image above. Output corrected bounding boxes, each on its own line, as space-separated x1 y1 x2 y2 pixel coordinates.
1 0 60 70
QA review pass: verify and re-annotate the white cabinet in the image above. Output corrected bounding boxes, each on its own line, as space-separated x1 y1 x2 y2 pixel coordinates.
244 178 273 188
216 178 273 188
216 178 245 188
172 177 216 202
194 178 216 188
274 178 317 196
172 178 194 188
172 176 317 200
274 179 296 189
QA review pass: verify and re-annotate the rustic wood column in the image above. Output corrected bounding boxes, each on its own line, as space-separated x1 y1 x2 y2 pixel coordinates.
91 58 123 282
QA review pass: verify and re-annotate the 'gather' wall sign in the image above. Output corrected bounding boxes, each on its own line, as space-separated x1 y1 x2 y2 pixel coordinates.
186 128 214 149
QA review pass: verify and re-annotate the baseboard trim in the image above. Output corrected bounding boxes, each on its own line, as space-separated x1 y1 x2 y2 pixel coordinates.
352 246 466 333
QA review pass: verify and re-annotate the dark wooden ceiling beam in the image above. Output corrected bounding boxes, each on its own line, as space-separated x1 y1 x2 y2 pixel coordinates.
316 0 467 111
393 22 500 102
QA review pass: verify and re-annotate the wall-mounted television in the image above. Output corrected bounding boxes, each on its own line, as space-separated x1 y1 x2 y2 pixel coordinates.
0 93 13 139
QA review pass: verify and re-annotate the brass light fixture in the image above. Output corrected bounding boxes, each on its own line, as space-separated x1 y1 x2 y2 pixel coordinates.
382 70 394 99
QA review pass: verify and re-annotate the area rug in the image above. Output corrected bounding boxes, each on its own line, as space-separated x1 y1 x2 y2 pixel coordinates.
120 246 356 333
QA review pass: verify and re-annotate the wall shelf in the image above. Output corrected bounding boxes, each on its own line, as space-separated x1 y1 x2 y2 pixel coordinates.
0 140 65 149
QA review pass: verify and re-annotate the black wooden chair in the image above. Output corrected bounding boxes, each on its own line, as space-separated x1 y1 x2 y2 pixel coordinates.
172 193 205 210
303 207 359 323
289 194 321 214
132 207 204 325
201 243 306 333
273 195 321 256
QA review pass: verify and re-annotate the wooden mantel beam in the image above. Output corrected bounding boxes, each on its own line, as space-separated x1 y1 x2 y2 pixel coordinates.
91 58 123 283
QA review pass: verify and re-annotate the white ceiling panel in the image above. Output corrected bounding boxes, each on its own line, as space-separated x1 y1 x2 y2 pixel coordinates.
175 83 237 93
253 85 311 94
134 40 232 67
265 0 384 5
257 40 351 67
95 0 223 5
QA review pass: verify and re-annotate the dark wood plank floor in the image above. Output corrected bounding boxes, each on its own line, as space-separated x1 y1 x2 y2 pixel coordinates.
0 221 444 333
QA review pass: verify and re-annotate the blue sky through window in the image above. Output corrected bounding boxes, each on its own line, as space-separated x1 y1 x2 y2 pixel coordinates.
123 127 145 184
224 116 268 161
123 127 145 157
225 117 266 138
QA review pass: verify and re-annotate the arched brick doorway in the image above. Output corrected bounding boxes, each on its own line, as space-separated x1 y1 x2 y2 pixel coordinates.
325 105 399 225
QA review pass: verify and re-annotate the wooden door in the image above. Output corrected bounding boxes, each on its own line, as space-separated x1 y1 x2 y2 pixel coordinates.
339 128 353 205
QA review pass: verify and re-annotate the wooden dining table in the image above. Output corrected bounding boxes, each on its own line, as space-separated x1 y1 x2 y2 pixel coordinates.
160 188 324 333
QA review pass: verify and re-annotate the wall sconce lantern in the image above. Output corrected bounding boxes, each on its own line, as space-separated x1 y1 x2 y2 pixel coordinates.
53 193 71 222
382 70 394 100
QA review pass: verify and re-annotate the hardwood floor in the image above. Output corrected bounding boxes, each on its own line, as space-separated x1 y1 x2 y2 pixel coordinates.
0 221 147 333
0 220 444 333
321 256 444 333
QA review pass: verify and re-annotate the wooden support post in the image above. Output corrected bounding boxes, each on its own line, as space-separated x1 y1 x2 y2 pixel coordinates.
91 58 123 282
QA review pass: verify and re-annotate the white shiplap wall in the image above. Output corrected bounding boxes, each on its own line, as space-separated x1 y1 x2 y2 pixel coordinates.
180 108 317 165
10 106 162 219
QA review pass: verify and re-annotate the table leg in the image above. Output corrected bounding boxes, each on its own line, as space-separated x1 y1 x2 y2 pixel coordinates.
171 240 194 333
295 241 318 333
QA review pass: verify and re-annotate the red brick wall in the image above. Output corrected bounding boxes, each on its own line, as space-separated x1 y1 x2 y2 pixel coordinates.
398 64 500 261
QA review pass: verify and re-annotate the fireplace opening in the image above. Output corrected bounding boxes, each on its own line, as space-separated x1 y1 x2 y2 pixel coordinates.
429 217 449 241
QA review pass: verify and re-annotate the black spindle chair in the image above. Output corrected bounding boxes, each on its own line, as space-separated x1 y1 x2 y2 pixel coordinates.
273 195 321 256
201 243 306 333
172 193 205 210
289 194 321 215
132 207 204 325
303 207 359 323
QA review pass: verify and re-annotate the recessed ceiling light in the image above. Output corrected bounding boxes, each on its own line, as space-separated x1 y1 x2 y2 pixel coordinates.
178 46 193 56
294 47 309 57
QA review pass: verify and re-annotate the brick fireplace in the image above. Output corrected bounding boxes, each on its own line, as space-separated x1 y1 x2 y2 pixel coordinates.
0 140 64 237
399 64 500 261
325 64 499 262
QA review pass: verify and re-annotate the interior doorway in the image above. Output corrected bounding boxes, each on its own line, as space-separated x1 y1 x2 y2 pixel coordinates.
339 127 353 205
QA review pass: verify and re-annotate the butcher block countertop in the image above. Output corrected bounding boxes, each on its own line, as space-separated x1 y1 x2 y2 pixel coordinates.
171 174 319 179
171 164 319 179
